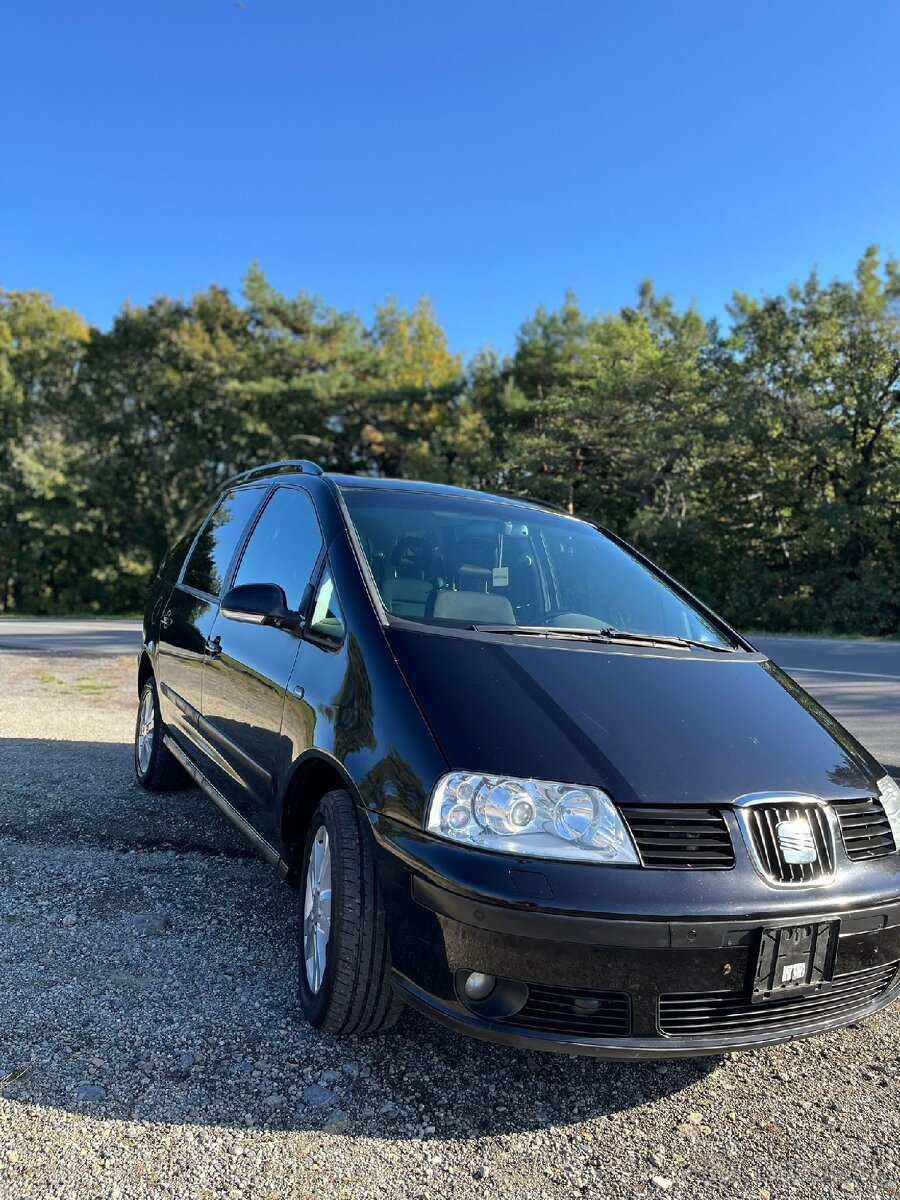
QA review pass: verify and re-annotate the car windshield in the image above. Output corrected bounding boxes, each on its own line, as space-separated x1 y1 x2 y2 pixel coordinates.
340 488 737 649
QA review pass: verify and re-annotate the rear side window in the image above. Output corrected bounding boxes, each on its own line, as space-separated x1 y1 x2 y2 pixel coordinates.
158 499 216 583
232 486 323 610
159 525 201 585
182 487 265 597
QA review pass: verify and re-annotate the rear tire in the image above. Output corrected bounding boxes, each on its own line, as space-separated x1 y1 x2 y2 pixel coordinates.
298 789 403 1036
134 677 191 791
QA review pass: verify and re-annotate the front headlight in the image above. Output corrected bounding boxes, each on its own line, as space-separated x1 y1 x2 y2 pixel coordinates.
877 775 900 846
425 771 639 865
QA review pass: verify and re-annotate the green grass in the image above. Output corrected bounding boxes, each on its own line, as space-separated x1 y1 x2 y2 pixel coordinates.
72 680 116 694
34 672 117 694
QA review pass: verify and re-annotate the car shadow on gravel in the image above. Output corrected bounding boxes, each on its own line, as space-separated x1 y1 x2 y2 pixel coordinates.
0 735 721 1141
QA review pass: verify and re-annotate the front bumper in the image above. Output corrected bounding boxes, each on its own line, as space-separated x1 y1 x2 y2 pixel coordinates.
371 814 900 1059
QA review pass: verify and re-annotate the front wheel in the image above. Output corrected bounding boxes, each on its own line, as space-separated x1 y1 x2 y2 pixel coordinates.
134 677 191 791
298 789 403 1036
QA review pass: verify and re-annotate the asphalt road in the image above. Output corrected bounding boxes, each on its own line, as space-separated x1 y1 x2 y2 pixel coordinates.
0 618 143 656
752 635 900 682
752 636 900 773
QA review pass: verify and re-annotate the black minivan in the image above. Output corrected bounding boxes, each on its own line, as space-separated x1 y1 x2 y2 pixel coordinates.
136 459 900 1057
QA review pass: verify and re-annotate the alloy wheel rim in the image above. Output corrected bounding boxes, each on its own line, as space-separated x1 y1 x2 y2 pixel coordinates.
137 689 155 773
303 827 332 993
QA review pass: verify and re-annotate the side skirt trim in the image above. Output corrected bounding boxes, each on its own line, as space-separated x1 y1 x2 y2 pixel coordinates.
163 733 289 880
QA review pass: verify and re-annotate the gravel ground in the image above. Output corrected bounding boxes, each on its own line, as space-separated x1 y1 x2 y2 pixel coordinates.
2 654 900 1199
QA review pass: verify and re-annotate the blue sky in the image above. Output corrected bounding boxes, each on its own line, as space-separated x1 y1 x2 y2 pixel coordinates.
3 1 899 355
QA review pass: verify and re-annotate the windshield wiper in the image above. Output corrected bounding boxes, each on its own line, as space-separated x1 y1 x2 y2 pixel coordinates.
595 628 738 652
470 624 739 651
470 624 611 642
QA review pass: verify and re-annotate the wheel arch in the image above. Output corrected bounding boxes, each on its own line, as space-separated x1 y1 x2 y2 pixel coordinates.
280 750 365 872
138 649 154 695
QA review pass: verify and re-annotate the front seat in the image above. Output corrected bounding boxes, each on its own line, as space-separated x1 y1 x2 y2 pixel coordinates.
380 535 437 616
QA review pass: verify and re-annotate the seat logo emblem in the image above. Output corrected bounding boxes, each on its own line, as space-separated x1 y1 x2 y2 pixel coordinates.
775 816 818 864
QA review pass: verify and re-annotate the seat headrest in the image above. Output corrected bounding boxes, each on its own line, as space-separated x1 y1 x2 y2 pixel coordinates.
431 590 515 625
446 534 497 577
390 534 437 575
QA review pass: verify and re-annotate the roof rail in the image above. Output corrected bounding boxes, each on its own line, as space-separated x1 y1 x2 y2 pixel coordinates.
239 459 324 482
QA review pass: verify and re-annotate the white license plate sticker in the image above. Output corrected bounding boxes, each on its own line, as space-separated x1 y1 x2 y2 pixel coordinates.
781 962 806 983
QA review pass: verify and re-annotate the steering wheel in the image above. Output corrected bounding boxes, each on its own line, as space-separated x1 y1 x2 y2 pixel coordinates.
538 608 627 631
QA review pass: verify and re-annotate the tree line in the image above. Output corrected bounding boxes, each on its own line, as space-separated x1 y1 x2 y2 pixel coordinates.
2 248 899 634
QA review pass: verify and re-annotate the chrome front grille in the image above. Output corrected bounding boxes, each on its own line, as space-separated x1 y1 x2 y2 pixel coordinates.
618 796 893 878
739 801 835 885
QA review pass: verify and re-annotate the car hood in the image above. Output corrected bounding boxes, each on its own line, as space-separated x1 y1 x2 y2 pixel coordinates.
386 628 882 806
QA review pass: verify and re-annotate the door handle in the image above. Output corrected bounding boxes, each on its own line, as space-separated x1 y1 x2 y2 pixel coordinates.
160 610 173 630
204 636 222 658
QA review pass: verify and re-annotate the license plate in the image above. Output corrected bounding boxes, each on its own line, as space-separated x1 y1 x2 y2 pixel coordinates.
751 920 840 1003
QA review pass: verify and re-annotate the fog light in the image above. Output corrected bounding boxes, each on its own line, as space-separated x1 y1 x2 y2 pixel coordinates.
463 971 497 1000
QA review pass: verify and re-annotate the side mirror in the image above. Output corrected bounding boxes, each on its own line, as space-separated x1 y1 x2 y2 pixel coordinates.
220 582 305 632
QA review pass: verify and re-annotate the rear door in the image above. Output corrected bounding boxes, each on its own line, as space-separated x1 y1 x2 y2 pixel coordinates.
155 486 268 757
200 484 325 836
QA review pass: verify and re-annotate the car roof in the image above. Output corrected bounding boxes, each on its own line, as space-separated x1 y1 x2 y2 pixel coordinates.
326 473 564 512
232 461 569 516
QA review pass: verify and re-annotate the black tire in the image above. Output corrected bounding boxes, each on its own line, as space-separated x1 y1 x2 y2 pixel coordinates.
134 677 191 791
298 789 403 1036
